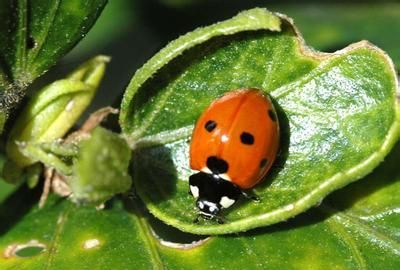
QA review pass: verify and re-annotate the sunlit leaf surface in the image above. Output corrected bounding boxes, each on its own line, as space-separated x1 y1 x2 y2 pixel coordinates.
120 8 400 234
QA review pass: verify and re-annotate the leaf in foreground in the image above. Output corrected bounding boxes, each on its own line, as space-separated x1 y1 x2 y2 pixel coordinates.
0 142 399 269
119 8 400 234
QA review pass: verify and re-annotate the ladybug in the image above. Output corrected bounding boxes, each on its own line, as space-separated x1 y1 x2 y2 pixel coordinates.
189 88 280 222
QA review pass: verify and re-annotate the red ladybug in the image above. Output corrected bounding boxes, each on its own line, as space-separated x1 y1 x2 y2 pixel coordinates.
189 88 280 221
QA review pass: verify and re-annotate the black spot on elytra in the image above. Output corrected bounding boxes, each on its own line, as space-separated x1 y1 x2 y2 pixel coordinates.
268 109 277 122
206 156 229 174
205 120 217 132
240 132 254 145
259 158 268 168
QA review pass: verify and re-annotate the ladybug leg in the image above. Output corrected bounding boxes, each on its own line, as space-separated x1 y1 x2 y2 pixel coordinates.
241 190 260 202
193 214 201 224
193 213 224 224
272 163 284 170
215 215 225 224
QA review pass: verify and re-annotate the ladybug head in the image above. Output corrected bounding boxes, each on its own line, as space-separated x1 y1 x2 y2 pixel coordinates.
196 199 221 218
189 172 242 222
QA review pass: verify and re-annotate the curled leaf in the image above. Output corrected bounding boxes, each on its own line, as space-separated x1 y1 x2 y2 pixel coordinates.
120 9 400 234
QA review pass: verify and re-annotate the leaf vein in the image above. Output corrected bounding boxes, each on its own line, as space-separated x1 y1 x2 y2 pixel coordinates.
324 214 367 269
320 204 400 256
261 39 279 91
29 0 61 65
129 201 165 270
131 71 190 140
16 0 28 73
44 205 71 270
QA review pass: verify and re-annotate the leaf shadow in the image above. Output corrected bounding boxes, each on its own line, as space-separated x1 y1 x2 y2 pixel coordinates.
324 139 400 212
258 98 291 189
0 183 41 236
227 207 326 241
131 145 178 203
148 209 208 244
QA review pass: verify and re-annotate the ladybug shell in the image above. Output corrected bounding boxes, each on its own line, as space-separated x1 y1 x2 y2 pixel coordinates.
190 88 279 189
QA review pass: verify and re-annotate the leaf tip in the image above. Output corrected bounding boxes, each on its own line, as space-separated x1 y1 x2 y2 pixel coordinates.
235 8 282 32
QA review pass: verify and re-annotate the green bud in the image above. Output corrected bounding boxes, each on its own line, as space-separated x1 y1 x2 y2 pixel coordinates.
18 142 74 176
71 127 132 205
6 55 110 168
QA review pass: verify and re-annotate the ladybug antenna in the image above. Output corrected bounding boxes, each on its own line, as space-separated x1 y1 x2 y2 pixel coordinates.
215 215 224 224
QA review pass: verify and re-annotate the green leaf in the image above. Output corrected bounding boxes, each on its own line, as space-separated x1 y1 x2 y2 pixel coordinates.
6 55 109 168
119 8 400 234
0 0 107 129
71 127 132 205
0 141 399 269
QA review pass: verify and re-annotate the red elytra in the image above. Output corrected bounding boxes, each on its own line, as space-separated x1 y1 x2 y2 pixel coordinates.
189 88 280 189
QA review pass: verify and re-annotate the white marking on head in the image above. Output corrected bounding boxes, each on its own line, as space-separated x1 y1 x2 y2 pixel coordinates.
198 200 219 216
203 201 218 213
203 201 217 208
190 185 199 198
208 204 217 213
198 201 204 209
201 167 212 174
220 196 235 208
218 173 231 181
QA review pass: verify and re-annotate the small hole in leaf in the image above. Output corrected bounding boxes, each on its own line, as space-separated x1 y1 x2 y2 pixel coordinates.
149 216 209 249
4 240 46 258
83 239 101 250
15 246 45 257
27 36 37 49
